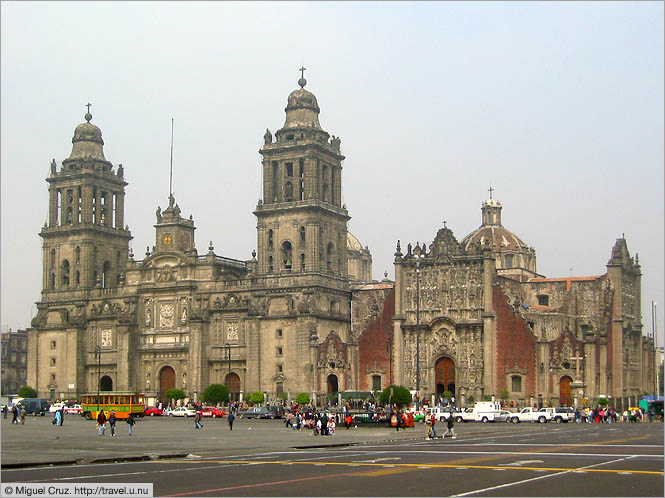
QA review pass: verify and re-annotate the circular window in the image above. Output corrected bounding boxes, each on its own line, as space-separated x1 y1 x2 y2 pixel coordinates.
562 361 571 370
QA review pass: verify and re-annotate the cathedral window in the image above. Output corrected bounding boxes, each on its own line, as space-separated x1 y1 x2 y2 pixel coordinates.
61 260 70 287
268 256 274 272
299 226 306 246
267 230 274 250
276 329 282 338
537 295 549 306
331 169 336 206
276 347 283 357
298 159 305 200
50 273 56 290
372 375 382 391
323 183 329 202
75 247 81 265
286 163 293 177
277 364 283 373
50 249 56 268
281 241 293 270
276 382 284 395
286 134 294 141
271 162 278 202
300 253 305 271
505 254 513 268
50 357 56 366
284 181 294 201
102 261 111 288
75 271 80 286
326 243 334 272
511 375 522 392
50 340 56 350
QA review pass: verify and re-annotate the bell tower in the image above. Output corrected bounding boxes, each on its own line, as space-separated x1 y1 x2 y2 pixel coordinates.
255 71 349 281
40 107 132 297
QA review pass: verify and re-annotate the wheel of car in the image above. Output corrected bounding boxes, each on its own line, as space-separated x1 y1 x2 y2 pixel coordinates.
270 416 275 419
538 416 546 423
212 414 216 418
150 413 155 416
455 416 463 423
555 417 562 423
511 417 519 424
481 416 488 423
84 412 91 420
169 413 173 416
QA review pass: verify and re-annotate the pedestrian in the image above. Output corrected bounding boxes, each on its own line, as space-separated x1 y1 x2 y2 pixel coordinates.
194 411 202 429
11 405 18 424
430 414 439 439
2 405 7 419
344 413 352 430
443 416 456 439
97 410 107 436
59 406 65 426
228 411 235 431
108 410 117 436
126 414 135 435
54 409 62 427
320 413 329 436
328 417 335 434
296 412 302 430
19 407 26 425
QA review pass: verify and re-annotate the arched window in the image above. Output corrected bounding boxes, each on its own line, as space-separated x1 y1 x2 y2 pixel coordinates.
299 226 306 246
511 375 522 392
300 253 305 271
268 256 274 272
50 249 56 268
326 243 334 272
61 260 70 287
50 273 56 290
75 246 81 265
75 271 80 286
281 241 292 270
505 254 513 268
102 261 111 288
267 230 273 250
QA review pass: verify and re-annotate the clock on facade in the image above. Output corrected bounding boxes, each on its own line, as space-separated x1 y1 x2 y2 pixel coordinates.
162 233 173 247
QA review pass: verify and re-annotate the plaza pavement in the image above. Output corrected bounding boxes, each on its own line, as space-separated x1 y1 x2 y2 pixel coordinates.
1 413 468 468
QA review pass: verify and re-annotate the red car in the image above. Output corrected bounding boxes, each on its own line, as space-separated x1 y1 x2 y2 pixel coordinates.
200 406 226 418
144 406 164 416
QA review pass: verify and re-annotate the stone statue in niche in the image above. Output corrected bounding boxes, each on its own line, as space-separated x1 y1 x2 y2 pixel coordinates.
145 304 152 326
146 372 151 390
182 372 187 389
264 128 272 145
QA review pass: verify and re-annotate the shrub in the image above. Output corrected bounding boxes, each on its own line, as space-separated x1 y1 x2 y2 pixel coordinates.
164 389 186 401
467 395 475 404
201 384 229 405
295 392 310 405
597 397 609 406
18 386 37 398
249 391 265 405
378 385 411 407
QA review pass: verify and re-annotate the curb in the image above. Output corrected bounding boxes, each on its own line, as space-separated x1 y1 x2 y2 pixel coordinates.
1 453 189 469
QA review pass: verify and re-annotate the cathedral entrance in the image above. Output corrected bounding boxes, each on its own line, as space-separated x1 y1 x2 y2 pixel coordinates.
435 357 455 396
100 375 113 391
159 366 175 403
559 375 573 407
225 372 240 402
327 374 339 395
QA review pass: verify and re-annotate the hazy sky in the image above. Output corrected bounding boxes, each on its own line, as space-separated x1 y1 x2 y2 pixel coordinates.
2 2 663 347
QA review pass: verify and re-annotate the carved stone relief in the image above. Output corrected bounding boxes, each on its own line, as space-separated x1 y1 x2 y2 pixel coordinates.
159 303 175 329
101 328 112 347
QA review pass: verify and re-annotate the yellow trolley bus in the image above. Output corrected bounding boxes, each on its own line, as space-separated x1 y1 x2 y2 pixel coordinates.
80 392 145 420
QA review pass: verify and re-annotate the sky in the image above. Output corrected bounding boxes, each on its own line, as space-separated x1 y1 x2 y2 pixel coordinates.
1 1 663 347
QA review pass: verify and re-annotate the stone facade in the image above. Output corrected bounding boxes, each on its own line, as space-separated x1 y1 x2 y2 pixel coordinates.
27 77 656 410
1 329 28 395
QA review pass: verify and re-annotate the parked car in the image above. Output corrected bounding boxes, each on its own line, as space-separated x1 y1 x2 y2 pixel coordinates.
265 405 284 419
508 407 551 423
167 406 196 417
495 410 514 423
144 406 164 416
16 398 49 416
237 407 268 419
64 404 82 415
200 406 226 418
49 402 65 413
539 407 573 423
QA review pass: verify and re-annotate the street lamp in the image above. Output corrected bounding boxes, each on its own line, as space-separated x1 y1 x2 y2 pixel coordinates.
94 346 101 414
224 343 231 375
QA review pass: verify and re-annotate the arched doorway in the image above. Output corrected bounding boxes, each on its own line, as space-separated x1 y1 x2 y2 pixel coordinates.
559 375 573 407
327 374 338 395
159 366 175 403
435 357 455 397
100 375 113 391
225 372 240 402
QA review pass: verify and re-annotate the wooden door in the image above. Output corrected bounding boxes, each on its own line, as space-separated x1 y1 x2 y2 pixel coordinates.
159 366 175 403
559 376 572 406
435 357 455 396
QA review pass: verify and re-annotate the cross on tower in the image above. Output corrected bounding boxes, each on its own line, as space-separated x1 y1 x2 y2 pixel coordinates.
488 185 494 199
86 103 92 113
299 66 306 79
443 220 447 229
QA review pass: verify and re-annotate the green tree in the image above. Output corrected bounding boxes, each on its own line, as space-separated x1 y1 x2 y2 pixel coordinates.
596 397 609 406
483 395 493 402
500 388 510 404
278 392 288 402
201 384 229 405
164 389 186 401
18 386 37 398
467 395 475 405
378 385 411 407
442 390 453 401
295 392 310 405
249 391 265 405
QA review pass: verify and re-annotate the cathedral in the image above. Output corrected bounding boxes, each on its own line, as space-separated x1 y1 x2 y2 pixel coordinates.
27 75 656 410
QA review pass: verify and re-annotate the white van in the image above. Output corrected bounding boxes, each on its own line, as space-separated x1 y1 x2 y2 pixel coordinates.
472 401 503 423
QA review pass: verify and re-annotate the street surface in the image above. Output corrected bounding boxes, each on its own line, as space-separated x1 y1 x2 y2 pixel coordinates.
1 415 663 496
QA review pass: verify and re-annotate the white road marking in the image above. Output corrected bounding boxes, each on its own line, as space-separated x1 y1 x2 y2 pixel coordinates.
453 456 636 497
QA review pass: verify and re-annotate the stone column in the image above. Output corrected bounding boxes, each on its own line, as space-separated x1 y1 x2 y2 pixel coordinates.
49 184 58 226
82 185 93 224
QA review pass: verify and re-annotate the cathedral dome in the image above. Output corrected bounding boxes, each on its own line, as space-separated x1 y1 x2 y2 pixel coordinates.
282 78 323 130
68 111 107 161
347 232 364 252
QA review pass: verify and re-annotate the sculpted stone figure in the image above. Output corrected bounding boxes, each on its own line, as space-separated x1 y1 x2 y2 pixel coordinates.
264 128 272 145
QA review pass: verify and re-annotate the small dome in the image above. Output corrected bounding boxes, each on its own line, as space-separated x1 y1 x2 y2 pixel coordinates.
461 225 529 252
347 232 364 252
68 113 106 161
282 83 322 130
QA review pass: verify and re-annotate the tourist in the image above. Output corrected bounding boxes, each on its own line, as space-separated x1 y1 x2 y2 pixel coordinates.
108 410 117 436
442 416 456 439
194 411 202 429
11 405 18 424
228 411 235 431
126 414 135 435
97 410 107 436
19 407 26 425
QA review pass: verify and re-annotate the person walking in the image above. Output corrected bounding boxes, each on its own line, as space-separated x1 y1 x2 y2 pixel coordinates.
194 410 202 429
227 411 235 431
2 405 7 419
19 407 26 425
97 410 107 436
126 414 135 435
430 413 439 439
108 411 117 436
11 405 18 424
442 416 456 439
59 406 65 426
54 409 62 427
